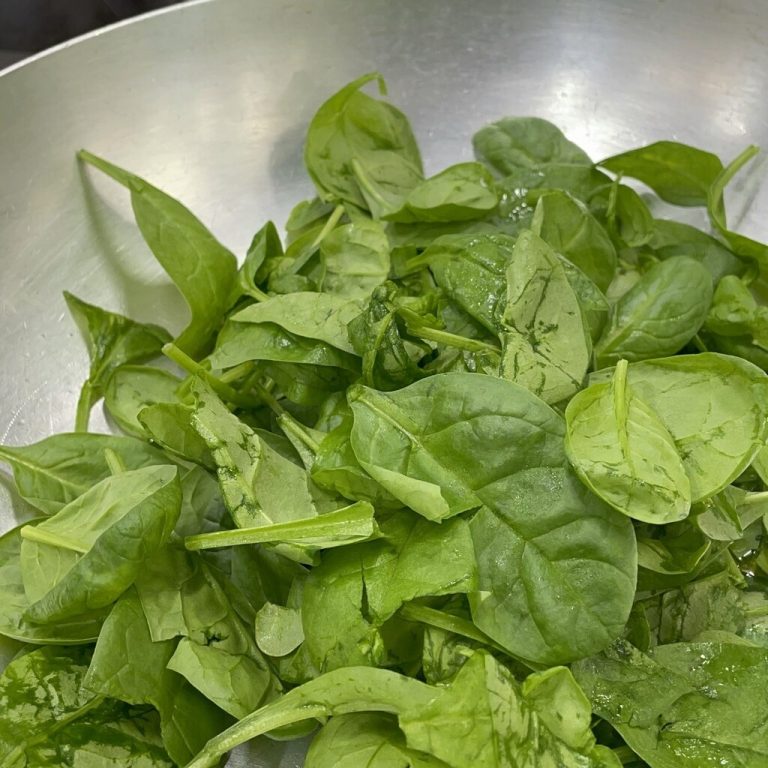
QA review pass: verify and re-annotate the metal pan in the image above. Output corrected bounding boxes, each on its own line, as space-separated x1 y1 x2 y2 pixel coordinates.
1 0 766 764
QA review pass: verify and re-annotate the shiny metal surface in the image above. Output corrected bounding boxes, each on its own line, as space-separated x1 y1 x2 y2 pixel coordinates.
1 0 767 763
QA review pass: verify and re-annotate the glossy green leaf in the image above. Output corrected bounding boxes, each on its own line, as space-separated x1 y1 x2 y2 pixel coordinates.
531 191 617 291
78 150 238 357
473 117 591 175
20 464 181 622
83 590 231 766
0 432 169 515
566 361 691 523
574 640 768 768
599 141 724 206
305 73 423 211
0 645 172 768
0 522 104 644
64 291 172 431
499 229 590 403
595 257 713 366
104 364 181 436
592 353 768 501
319 218 391 299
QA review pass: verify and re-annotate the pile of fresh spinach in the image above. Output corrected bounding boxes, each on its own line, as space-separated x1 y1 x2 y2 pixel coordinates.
1 73 768 768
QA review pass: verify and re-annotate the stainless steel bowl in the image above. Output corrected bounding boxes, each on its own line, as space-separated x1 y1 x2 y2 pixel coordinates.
1 0 767 764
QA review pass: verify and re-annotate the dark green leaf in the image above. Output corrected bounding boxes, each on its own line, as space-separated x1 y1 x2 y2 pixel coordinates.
599 141 724 206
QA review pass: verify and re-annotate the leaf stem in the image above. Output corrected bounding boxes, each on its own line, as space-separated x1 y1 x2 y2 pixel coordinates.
20 525 88 555
74 382 93 433
162 343 256 408
412 325 500 354
277 413 320 454
103 448 126 475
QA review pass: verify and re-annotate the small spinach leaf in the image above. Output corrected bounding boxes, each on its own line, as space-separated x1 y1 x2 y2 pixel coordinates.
78 150 238 357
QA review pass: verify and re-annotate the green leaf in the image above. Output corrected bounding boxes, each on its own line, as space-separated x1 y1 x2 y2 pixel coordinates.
223 291 362 354
565 360 691 524
473 117 591 175
319 218 391 299
188 379 319 561
531 191 617 291
306 712 450 768
83 590 232 766
0 432 169 515
649 219 744 283
347 282 428 390
599 141 724 206
64 292 171 431
185 651 617 768
574 640 768 767
104 364 182 436
348 373 564 520
707 145 768 271
377 162 499 223
348 373 635 664
255 603 305 657
0 522 104 644
470 466 636 665
591 353 768 501
78 150 238 357
304 73 423 211
138 402 215 468
0 645 172 767
499 229 591 403
20 464 181 623
236 220 283 300
595 257 713 366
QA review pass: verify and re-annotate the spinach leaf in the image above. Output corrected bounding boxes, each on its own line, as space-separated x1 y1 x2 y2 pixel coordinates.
186 651 617 768
347 282 429 390
0 522 104 644
425 232 516 334
574 640 768 767
591 353 768 501
19 464 180 623
0 432 168 514
0 645 172 767
64 291 171 431
348 373 564 520
348 373 635 663
210 320 360 371
188 379 321 561
473 117 591 175
369 162 499 223
531 190 617 291
319 218 391 299
306 712 450 768
304 73 423 212
78 150 238 357
83 590 232 766
138 401 215 468
565 360 691 523
595 256 713 366
222 291 362 354
499 229 590 403
300 509 475 673
649 219 744 283
104 364 181 436
236 220 283 300
255 602 304 657
599 141 724 206
470 466 636 665
707 145 768 269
